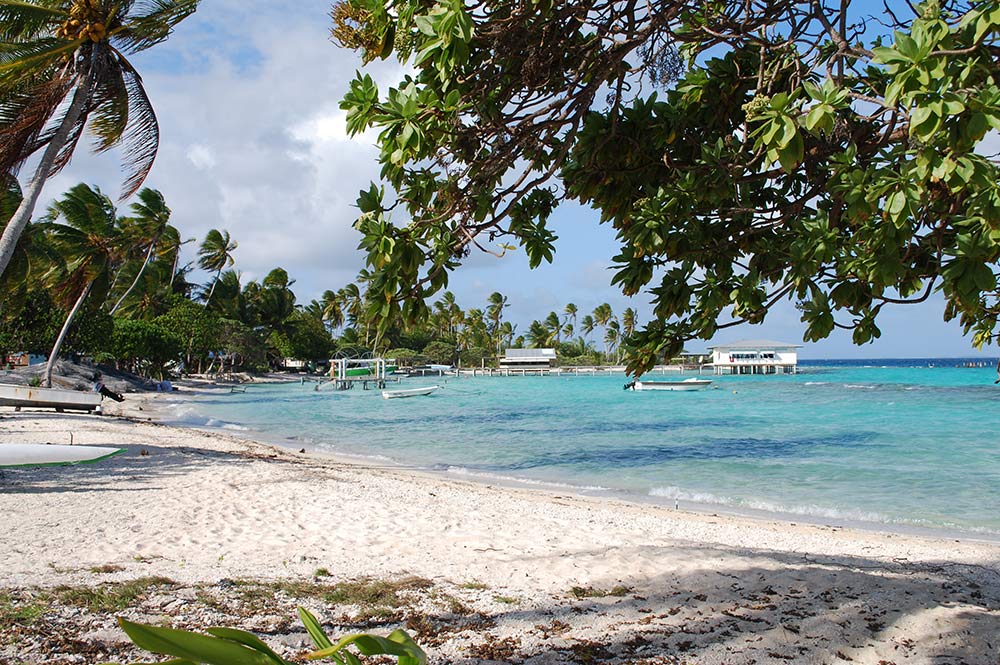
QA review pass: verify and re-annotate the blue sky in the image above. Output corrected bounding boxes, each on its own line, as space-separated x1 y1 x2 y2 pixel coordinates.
43 0 998 360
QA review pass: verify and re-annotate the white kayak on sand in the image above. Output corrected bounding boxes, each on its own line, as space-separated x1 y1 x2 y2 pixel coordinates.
626 378 713 392
0 443 124 467
381 385 440 399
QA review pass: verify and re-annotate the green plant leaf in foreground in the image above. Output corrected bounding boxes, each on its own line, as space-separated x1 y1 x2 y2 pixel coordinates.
115 608 425 664
297 606 333 650
117 618 283 665
307 629 427 665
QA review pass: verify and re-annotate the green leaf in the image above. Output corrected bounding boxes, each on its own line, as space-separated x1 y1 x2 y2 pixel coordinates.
297 607 333 651
204 628 287 664
118 619 275 665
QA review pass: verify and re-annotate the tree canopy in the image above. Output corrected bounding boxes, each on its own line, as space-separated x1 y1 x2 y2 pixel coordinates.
334 0 1000 373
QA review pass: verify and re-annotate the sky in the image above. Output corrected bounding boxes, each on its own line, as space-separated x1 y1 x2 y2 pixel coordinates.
37 0 998 360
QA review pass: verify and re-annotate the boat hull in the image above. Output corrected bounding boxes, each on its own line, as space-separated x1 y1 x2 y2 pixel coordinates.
632 380 712 392
0 384 103 411
381 385 440 399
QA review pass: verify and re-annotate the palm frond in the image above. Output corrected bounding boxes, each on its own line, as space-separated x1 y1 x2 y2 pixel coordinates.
0 1 67 41
114 0 199 54
115 57 158 199
0 37 80 90
0 73 73 176
87 50 129 153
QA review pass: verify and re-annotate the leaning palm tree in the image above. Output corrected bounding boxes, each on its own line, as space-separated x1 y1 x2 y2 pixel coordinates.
0 0 201 280
544 311 561 346
621 307 637 339
38 184 122 387
197 229 237 302
110 188 173 314
320 289 344 330
563 303 577 329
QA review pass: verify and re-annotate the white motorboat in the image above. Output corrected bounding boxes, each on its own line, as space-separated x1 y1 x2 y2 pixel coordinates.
625 378 712 392
381 385 440 399
0 384 103 412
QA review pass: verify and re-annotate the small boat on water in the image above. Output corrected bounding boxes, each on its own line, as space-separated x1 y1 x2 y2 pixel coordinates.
381 385 440 399
625 378 712 392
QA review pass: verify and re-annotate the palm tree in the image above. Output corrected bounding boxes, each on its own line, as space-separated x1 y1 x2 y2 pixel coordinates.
580 314 595 341
338 283 365 338
622 307 637 339
198 229 237 302
0 0 201 280
527 320 549 348
320 289 344 330
592 303 614 356
604 319 622 364
563 303 578 330
38 184 122 387
486 291 507 359
110 188 173 314
544 311 561 345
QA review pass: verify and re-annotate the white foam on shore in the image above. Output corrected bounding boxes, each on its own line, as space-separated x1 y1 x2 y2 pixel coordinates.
444 465 611 492
649 485 891 525
161 404 249 431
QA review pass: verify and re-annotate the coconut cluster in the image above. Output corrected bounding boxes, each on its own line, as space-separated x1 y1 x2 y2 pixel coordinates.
54 0 108 43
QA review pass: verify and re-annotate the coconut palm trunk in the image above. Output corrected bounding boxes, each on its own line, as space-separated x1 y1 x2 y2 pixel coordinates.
205 267 223 302
0 79 91 279
110 242 157 314
44 281 93 389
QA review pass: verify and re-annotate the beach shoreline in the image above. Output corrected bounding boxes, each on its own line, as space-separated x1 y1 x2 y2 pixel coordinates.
2 389 999 663
153 381 1000 545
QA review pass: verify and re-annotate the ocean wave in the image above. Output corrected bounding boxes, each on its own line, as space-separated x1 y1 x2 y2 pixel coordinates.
803 381 827 386
442 466 610 492
843 384 876 389
162 405 248 431
648 485 890 524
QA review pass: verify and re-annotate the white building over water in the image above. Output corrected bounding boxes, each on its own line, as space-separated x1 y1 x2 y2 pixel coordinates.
499 348 557 370
708 340 801 375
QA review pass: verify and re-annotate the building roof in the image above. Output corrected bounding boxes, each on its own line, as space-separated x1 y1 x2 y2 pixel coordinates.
706 339 802 350
504 348 557 358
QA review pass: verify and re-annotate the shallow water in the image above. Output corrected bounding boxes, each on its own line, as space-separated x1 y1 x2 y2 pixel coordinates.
166 359 1000 535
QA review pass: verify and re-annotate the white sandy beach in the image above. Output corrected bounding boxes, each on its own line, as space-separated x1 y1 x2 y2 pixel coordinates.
1 390 999 664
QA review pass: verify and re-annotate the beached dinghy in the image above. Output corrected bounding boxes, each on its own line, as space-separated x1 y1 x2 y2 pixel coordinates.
0 384 103 412
625 378 712 392
381 385 440 399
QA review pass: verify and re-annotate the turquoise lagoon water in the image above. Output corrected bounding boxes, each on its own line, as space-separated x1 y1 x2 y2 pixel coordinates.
167 360 1000 536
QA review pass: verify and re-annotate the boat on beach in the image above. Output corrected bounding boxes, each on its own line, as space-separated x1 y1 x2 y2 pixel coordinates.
381 385 440 399
625 378 712 392
0 384 103 412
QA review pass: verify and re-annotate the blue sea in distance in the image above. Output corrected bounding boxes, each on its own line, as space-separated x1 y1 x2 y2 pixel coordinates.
168 358 1000 537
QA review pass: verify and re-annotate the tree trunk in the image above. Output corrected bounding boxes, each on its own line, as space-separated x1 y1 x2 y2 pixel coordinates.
44 281 93 389
110 242 156 314
205 268 222 303
0 76 91 280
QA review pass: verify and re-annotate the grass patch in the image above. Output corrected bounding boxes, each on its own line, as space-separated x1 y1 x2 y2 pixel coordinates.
223 576 435 618
54 576 176 612
0 591 51 632
459 581 489 590
493 595 519 604
568 584 633 599
313 567 331 578
89 564 125 574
